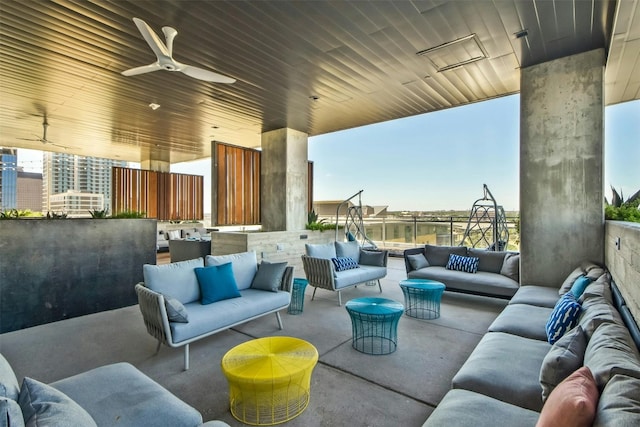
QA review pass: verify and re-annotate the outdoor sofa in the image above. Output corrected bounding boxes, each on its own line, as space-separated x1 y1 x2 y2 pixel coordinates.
404 245 520 299
302 240 388 305
423 261 640 426
0 352 229 426
136 251 292 370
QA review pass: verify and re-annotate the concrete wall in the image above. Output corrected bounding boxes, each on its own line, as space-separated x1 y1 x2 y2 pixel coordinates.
261 128 308 231
520 49 605 286
605 221 640 321
0 219 156 333
211 230 335 274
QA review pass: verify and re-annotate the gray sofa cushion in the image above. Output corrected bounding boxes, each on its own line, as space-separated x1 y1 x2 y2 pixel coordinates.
0 353 20 401
467 248 507 274
487 304 552 341
424 245 467 267
335 241 360 263
593 374 640 427
578 295 624 338
580 273 613 304
584 321 640 389
539 325 588 401
408 266 519 298
171 289 290 343
143 257 203 304
334 265 386 290
20 377 98 427
422 389 539 427
509 285 559 308
500 253 520 282
51 363 202 427
452 332 550 411
0 396 24 427
305 242 337 259
205 251 258 291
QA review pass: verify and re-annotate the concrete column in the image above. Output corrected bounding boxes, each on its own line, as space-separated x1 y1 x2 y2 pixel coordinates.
140 148 170 172
520 49 605 286
261 128 308 231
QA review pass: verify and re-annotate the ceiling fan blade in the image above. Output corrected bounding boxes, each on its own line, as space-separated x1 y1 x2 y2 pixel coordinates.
122 63 163 76
132 18 170 59
179 64 236 83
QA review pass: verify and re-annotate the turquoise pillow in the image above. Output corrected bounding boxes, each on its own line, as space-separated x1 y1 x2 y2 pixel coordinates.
546 292 582 344
194 263 241 304
570 275 592 299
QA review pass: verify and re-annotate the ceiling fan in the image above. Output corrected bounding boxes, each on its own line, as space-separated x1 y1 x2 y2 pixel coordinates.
122 18 236 84
17 117 69 150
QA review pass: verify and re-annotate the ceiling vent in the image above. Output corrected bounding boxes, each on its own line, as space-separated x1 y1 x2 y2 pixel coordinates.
417 34 489 72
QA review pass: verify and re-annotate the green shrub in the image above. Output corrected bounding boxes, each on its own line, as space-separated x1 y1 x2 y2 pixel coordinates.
88 209 109 218
111 210 146 219
605 187 640 223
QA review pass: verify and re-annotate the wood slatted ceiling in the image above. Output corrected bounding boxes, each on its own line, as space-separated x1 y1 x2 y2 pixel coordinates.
1 0 629 166
111 166 203 220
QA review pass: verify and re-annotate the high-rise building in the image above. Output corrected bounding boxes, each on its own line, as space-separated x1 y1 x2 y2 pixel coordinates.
0 148 18 211
42 152 126 215
17 168 43 212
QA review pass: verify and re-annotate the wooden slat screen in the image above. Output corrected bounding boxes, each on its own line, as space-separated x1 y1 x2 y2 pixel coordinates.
215 143 261 225
111 167 203 221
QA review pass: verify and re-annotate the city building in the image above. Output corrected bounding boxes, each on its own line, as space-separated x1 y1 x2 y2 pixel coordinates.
16 169 43 212
48 190 104 217
0 148 17 211
42 152 126 215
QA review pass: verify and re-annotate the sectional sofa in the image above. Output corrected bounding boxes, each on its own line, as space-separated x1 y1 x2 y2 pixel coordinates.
136 251 292 370
423 261 640 426
404 245 520 299
0 353 228 426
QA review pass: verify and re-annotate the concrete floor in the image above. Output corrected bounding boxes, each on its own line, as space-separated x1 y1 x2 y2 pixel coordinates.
0 257 507 427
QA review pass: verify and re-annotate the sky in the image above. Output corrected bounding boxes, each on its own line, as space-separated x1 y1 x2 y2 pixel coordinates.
16 96 639 213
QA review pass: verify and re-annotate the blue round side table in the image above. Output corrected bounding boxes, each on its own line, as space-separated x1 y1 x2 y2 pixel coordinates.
399 279 446 320
345 297 404 355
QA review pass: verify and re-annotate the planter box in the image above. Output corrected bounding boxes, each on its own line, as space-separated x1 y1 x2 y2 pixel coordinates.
0 219 156 333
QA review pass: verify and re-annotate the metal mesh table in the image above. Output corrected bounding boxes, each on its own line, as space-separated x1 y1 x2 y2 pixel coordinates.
399 279 446 319
345 297 404 355
221 336 318 425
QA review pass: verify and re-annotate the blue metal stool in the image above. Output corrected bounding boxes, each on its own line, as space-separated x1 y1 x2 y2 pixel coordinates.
288 278 308 315
399 279 446 320
345 297 404 355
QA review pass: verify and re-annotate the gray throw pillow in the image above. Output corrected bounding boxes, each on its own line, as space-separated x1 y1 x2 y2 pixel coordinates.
539 325 588 401
500 253 520 282
407 253 429 270
468 248 507 273
164 296 189 323
359 250 385 266
0 397 23 427
19 377 98 427
251 261 288 292
0 353 20 401
424 245 467 267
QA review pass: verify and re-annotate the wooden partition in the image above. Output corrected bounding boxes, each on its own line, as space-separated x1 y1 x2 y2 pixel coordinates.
112 167 203 220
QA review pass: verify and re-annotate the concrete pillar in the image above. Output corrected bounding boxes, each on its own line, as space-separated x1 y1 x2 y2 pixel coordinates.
261 128 308 231
520 49 605 286
140 148 170 172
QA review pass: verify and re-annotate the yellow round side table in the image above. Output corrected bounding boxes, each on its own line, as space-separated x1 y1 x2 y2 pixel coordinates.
221 336 318 425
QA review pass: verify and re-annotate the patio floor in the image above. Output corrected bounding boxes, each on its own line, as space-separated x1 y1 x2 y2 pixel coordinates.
0 257 508 426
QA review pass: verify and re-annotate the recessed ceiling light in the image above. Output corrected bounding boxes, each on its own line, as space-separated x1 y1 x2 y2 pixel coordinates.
309 95 319 101
149 103 161 110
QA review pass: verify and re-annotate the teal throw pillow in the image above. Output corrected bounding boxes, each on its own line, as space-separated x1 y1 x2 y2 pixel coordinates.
546 292 582 344
570 275 592 299
19 377 98 427
251 261 288 292
195 263 241 304
446 254 479 273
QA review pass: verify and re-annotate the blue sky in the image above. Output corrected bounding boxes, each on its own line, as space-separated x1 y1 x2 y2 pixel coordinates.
16 96 639 212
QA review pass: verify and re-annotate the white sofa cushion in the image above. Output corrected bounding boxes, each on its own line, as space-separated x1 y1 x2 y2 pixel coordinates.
205 251 257 291
143 258 203 304
305 243 337 259
335 241 360 263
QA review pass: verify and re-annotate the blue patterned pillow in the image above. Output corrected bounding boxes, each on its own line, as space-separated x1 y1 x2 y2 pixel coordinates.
446 254 479 273
546 292 582 344
331 257 359 272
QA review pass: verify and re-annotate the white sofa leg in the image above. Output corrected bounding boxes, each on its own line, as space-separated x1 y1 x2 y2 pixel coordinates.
377 279 382 293
338 291 342 306
184 344 189 371
276 312 283 330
